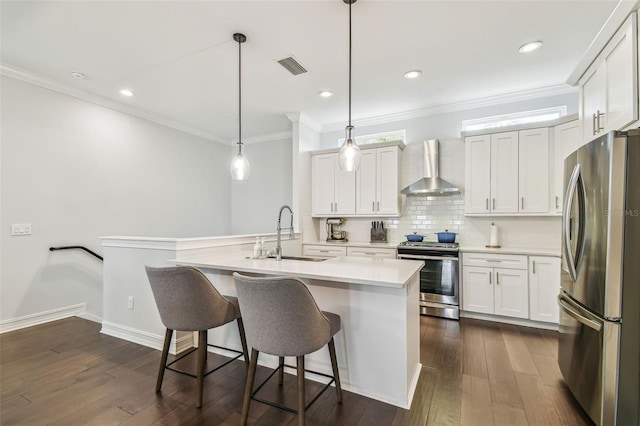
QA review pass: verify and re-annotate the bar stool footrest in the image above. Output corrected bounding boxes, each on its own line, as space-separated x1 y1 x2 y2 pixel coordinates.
250 363 336 413
165 344 245 379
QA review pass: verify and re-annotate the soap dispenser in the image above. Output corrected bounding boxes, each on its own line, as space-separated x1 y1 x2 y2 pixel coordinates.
253 237 261 259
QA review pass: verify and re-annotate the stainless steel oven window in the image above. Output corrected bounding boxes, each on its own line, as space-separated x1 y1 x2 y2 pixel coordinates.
420 258 456 297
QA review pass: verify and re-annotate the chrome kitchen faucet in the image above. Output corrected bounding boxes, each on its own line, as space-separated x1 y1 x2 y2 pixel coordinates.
275 205 294 260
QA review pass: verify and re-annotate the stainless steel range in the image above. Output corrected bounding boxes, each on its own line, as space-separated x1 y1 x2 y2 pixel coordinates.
397 241 459 320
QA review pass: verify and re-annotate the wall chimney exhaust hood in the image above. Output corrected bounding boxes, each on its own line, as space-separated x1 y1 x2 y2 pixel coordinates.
401 140 460 196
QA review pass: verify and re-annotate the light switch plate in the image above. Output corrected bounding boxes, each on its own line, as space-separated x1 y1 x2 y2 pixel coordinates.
11 224 32 236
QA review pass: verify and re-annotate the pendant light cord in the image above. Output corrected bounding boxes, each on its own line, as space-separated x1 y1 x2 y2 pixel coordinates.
348 0 352 128
238 37 242 152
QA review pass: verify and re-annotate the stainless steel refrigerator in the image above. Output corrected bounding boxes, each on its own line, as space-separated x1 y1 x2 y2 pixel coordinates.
558 129 639 426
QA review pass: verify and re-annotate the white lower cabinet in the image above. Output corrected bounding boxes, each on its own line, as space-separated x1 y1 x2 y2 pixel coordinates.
303 244 396 259
346 247 396 259
462 265 528 319
302 245 346 258
529 256 561 323
462 253 529 319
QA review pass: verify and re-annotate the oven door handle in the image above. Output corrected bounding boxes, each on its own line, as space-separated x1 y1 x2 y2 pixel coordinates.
398 254 459 261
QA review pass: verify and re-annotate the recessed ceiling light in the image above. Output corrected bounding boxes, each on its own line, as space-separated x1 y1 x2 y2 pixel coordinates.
70 71 86 80
518 41 543 53
404 70 422 79
318 90 333 98
119 89 134 97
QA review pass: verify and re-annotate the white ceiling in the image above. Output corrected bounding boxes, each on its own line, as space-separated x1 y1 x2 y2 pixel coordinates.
0 1 621 143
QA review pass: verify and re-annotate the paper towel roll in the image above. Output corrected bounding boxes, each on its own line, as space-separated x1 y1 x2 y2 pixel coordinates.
489 223 498 247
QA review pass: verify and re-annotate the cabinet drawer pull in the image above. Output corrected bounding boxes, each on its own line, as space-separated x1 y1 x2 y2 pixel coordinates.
320 250 330 253
485 259 502 263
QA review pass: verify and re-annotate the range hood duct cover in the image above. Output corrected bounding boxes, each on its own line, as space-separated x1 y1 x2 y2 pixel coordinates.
401 140 460 196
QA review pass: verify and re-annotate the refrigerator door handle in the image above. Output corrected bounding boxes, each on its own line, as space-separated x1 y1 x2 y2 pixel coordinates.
562 164 587 281
558 295 602 331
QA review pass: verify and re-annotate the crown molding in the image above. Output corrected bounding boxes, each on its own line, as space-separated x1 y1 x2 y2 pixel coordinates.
320 84 578 133
1 63 230 144
566 2 639 85
231 130 292 145
286 112 322 133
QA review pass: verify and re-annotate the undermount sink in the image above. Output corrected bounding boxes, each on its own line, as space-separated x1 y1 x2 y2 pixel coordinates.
270 255 327 262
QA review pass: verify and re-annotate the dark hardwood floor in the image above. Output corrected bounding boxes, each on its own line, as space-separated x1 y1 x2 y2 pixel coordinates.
0 316 592 425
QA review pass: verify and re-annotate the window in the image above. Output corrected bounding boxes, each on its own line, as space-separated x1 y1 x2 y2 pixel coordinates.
461 106 567 132
337 129 405 147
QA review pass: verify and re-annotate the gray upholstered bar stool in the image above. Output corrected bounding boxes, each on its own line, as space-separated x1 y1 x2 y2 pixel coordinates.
233 272 342 426
145 265 250 408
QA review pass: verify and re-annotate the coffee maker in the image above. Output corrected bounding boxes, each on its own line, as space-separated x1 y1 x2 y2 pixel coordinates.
326 218 347 242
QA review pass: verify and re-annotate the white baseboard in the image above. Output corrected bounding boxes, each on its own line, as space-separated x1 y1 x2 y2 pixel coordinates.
460 311 559 331
0 303 87 334
78 312 103 324
100 321 194 354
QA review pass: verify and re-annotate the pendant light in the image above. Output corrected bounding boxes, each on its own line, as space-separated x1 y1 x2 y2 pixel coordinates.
230 33 250 180
338 0 361 172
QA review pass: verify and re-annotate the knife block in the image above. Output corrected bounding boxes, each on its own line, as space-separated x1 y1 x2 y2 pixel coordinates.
370 228 388 243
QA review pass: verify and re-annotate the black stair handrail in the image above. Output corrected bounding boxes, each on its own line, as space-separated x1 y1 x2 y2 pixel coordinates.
49 246 103 262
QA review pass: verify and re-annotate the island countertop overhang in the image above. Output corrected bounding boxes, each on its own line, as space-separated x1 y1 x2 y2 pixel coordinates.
170 255 424 289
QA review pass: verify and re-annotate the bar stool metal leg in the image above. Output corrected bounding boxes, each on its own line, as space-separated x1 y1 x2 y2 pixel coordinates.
297 355 305 426
328 338 343 402
156 328 173 392
241 348 259 426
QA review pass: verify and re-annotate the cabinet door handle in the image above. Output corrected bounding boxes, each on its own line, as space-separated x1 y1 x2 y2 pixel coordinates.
597 110 604 132
532 260 536 274
489 273 492 285
334 202 337 211
496 272 500 285
521 197 524 210
492 198 496 210
592 112 598 135
377 201 380 211
372 201 375 212
555 196 560 209
486 198 489 210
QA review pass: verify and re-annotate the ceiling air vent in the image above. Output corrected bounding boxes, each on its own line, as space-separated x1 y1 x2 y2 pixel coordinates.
277 56 308 76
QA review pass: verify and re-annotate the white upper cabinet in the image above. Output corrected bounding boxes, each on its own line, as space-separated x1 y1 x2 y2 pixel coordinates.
465 128 552 215
311 142 402 217
518 128 549 213
491 131 520 213
311 153 355 216
356 145 400 216
580 13 638 143
552 120 581 213
464 134 491 213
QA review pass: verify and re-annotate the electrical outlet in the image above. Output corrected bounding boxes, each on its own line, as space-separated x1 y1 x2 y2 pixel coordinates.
11 224 32 236
127 296 134 310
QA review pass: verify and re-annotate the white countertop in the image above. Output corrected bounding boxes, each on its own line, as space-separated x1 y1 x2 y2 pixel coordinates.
460 246 561 257
170 254 423 289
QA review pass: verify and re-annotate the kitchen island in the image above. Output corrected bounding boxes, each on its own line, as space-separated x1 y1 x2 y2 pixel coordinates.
100 235 422 409
172 253 423 409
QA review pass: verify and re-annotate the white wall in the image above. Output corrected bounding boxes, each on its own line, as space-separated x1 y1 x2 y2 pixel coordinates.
1 76 232 323
230 138 292 235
